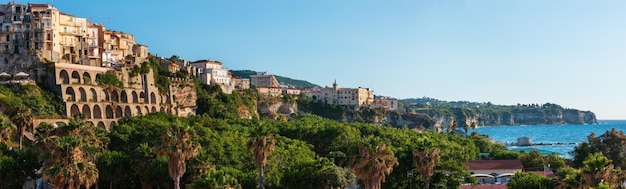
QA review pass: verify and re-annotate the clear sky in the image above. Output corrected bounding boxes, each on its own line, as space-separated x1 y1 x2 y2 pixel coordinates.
31 0 626 119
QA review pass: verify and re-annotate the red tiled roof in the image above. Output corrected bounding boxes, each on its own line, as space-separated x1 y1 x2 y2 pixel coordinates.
460 184 507 189
466 160 523 170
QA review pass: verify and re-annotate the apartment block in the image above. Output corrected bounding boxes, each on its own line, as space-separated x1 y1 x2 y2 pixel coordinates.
305 80 374 107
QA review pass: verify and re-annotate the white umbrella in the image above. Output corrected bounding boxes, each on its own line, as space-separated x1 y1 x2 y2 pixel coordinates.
13 72 29 79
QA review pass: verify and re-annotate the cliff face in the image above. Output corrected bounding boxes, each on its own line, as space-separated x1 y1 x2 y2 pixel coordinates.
416 108 597 127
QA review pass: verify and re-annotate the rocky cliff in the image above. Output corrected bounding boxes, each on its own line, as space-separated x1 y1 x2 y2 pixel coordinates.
414 107 597 127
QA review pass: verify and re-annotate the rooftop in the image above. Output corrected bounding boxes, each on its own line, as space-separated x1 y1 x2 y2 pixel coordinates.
466 160 523 170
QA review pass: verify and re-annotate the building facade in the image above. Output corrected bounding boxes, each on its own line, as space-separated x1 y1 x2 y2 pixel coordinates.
305 80 374 107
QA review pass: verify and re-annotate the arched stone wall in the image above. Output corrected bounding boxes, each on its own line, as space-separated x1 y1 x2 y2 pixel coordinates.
150 92 156 104
121 91 128 103
132 91 138 103
140 92 146 103
60 70 70 84
78 87 87 102
106 105 114 119
112 90 119 102
83 72 92 84
151 106 157 113
65 87 76 101
90 88 98 102
136 106 142 115
124 106 131 117
93 105 102 119
71 71 81 84
97 121 106 130
70 104 80 117
82 104 91 119
115 106 123 118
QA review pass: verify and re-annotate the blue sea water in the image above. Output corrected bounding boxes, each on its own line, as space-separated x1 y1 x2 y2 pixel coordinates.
474 120 626 159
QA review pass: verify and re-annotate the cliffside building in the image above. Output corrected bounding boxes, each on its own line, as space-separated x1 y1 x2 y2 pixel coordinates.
372 96 398 110
190 59 234 94
305 80 374 107
0 3 196 130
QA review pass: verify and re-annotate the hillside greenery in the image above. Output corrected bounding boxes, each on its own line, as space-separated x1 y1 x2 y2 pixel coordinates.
0 84 65 117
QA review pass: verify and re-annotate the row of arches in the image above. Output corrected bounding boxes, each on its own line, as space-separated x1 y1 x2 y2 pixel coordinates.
68 104 169 119
64 85 171 105
59 69 95 85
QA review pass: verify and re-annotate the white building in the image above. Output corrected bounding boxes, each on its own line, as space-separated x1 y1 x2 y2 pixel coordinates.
190 59 234 94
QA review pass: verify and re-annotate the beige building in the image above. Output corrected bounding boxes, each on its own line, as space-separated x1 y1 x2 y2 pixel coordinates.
250 72 279 88
257 86 282 97
305 80 374 107
372 96 398 110
234 78 250 90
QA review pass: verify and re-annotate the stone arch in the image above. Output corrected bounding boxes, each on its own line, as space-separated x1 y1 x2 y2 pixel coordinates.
105 105 114 119
97 121 106 130
140 92 146 103
121 90 128 103
78 87 87 102
150 92 157 104
83 72 92 84
87 121 95 126
71 71 81 84
160 107 165 112
70 104 80 117
112 90 119 102
93 105 102 119
132 91 138 103
82 104 91 119
144 106 149 114
124 106 131 117
151 106 157 113
90 88 98 102
103 90 110 101
115 106 123 118
59 70 70 84
65 87 76 101
136 106 142 115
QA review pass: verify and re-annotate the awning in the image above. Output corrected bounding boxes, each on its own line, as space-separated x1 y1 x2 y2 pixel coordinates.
471 174 495 178
496 173 516 178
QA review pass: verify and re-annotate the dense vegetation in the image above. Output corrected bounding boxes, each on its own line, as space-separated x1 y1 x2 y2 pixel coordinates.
0 84 65 117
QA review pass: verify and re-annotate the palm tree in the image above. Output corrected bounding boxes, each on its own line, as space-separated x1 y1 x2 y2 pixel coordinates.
37 119 107 189
348 138 399 189
413 148 440 189
10 107 32 150
581 152 620 188
155 125 201 189
247 133 275 189
0 118 15 146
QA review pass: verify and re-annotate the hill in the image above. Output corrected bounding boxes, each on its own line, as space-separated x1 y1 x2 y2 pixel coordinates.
400 97 597 126
231 70 319 88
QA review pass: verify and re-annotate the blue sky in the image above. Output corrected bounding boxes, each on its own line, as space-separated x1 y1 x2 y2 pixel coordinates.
36 0 626 119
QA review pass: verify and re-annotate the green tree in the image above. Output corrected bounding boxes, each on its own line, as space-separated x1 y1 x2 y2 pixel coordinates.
413 148 440 189
36 119 107 189
348 137 399 189
247 133 275 189
572 129 626 170
155 124 201 189
0 119 14 146
507 172 555 189
520 150 546 171
97 150 131 189
555 166 582 189
187 168 241 189
10 107 32 150
581 153 621 188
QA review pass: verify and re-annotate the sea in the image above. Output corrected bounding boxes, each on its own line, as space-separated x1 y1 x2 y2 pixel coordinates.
474 120 626 159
